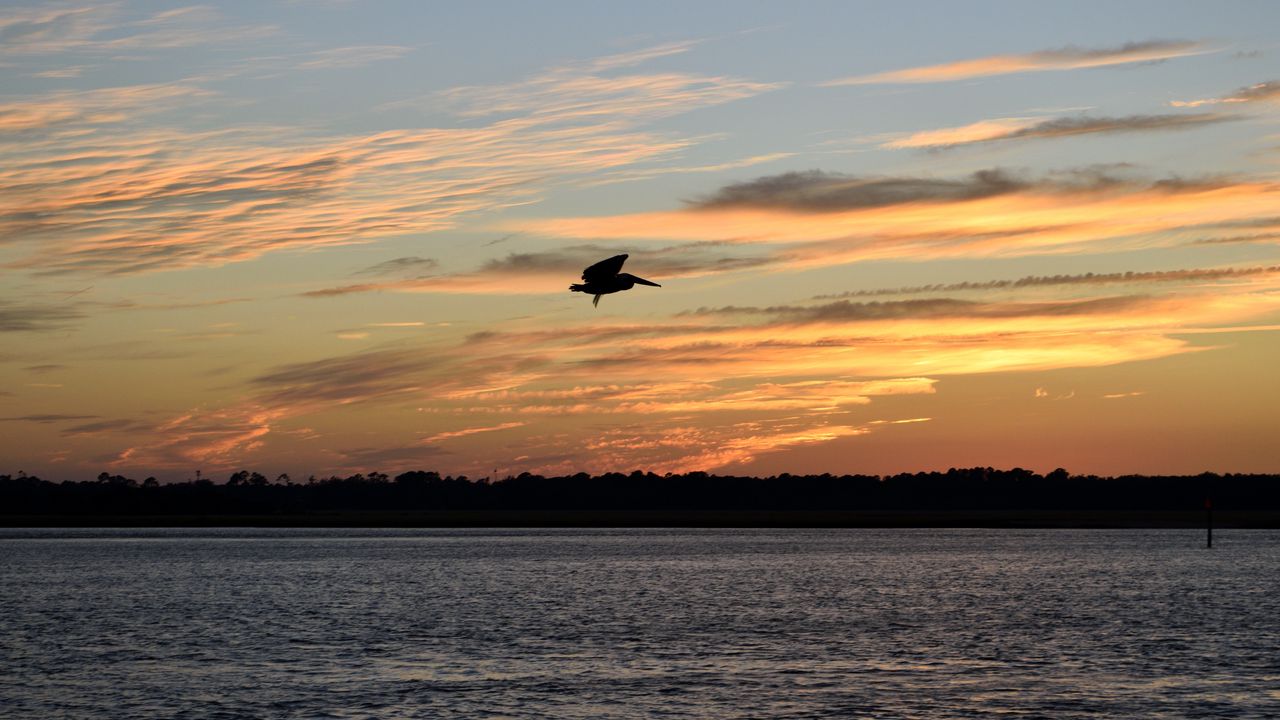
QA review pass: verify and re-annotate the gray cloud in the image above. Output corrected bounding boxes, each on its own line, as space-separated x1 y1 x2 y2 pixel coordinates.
1191 233 1280 246
250 344 551 408
479 244 771 278
62 418 151 436
686 295 1151 323
921 113 1235 150
687 167 1217 213
354 256 439 277
1 413 98 423
1173 80 1280 107
331 444 448 470
690 169 1028 211
814 265 1280 299
251 348 447 406
303 243 770 298
0 300 82 332
300 282 387 298
1226 79 1280 102
1037 40 1201 65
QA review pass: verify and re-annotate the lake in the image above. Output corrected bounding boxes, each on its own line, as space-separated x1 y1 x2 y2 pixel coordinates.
2 528 1277 718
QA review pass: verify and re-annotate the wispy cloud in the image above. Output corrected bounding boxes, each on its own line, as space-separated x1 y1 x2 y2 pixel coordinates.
515 168 1273 272
1171 79 1280 107
0 300 83 332
110 259 1280 475
3 45 775 276
685 295 1156 322
574 419 875 475
584 40 702 72
1 413 98 423
354 256 439 277
111 405 285 469
0 83 212 133
886 113 1234 149
580 152 794 187
298 45 412 70
438 50 779 124
0 6 115 54
1102 391 1145 399
814 264 1280 298
688 168 1033 211
328 443 447 473
303 243 770 297
421 421 525 444
0 5 277 56
1191 232 1280 245
31 65 89 79
823 39 1211 85
62 418 150 437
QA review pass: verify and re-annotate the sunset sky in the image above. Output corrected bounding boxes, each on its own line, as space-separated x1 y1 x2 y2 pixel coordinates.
3 1 1279 481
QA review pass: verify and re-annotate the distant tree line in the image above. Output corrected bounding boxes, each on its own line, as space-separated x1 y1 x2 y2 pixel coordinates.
1 467 1275 517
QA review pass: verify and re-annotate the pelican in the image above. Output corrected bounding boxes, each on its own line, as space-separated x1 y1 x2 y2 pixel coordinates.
569 254 661 307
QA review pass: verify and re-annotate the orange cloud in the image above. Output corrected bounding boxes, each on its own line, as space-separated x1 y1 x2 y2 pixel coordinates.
420 422 526 444
1171 80 1280 107
111 404 287 470
109 266 1280 476
4 52 776 276
513 172 1280 270
0 5 276 56
886 113 1233 149
0 84 212 133
815 265 1280 300
569 418 876 475
885 118 1040 148
301 244 770 297
824 40 1211 85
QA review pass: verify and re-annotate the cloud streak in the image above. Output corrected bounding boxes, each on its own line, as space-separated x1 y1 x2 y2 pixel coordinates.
109 258 1280 476
354 256 439 277
1 413 98 423
303 244 771 297
517 168 1275 273
0 300 83 332
3 49 776 276
887 113 1234 149
824 40 1211 85
0 5 277 57
814 265 1280 299
298 45 411 70
1171 80 1280 107
690 169 1032 211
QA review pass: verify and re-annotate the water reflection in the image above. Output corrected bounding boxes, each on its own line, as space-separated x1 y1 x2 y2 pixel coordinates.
1 529 1277 718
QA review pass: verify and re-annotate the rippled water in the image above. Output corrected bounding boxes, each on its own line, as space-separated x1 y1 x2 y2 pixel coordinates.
2 528 1278 718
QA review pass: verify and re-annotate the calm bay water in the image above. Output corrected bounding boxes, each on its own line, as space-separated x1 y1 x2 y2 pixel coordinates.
2 528 1278 719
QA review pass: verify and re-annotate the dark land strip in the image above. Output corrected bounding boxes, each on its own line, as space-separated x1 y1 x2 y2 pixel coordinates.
4 468 1274 527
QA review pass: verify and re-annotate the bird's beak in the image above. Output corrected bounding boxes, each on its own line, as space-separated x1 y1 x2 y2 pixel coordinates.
631 275 661 287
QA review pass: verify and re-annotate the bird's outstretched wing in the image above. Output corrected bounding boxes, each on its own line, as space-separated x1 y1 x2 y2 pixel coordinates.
582 254 628 283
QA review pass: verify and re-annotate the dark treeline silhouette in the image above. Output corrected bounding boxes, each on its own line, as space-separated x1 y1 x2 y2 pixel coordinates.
2 468 1277 526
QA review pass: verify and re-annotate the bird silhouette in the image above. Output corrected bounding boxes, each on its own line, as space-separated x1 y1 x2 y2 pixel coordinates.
569 254 661 307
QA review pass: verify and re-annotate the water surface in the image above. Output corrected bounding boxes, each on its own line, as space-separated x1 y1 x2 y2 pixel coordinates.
2 528 1277 718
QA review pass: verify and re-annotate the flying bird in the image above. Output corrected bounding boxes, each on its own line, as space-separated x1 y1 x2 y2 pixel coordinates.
570 254 661 307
